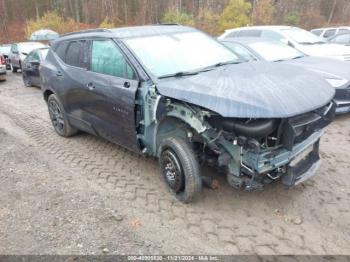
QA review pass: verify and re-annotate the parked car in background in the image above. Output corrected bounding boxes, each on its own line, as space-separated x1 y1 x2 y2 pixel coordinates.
22 47 49 87
41 26 336 202
10 42 46 72
0 55 7 81
219 26 350 61
221 37 350 114
328 33 350 45
311 27 350 39
0 44 12 70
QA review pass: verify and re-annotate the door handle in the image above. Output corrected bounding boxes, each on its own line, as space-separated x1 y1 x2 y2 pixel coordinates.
56 71 63 77
86 82 95 90
123 81 130 88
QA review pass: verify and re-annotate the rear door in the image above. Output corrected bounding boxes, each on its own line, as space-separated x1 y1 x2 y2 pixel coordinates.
55 40 96 134
24 51 41 85
83 39 140 151
10 44 20 67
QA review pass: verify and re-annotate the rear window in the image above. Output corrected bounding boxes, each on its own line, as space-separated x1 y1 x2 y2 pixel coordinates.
238 30 262 37
227 31 240 38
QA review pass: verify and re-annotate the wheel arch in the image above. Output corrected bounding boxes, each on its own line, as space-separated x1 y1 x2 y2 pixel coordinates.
154 116 202 157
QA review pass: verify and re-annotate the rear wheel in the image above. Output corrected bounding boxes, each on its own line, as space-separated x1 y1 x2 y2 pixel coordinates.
47 94 77 137
11 64 17 73
23 73 32 87
159 137 202 203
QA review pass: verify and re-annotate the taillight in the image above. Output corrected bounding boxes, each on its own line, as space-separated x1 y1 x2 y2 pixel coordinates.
0 56 5 65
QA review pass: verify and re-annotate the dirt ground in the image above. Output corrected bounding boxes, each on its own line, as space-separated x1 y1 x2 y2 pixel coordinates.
0 72 349 255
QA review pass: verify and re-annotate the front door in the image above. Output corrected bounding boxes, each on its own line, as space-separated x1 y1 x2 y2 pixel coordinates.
84 39 140 152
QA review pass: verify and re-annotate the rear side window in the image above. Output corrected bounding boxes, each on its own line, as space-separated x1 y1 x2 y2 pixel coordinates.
65 41 82 67
324 29 336 38
262 30 284 41
339 29 350 35
331 34 350 43
91 40 135 79
55 42 68 61
64 40 88 68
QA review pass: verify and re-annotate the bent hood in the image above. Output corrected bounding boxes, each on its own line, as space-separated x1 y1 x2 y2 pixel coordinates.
284 56 350 82
156 62 335 118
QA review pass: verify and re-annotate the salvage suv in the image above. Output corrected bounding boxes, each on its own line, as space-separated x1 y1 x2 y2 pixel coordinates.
40 25 336 203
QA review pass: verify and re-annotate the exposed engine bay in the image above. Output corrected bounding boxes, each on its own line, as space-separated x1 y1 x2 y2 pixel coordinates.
139 87 336 191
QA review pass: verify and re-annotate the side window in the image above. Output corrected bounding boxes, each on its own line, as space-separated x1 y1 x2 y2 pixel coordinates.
238 30 262 37
227 31 240 38
55 42 68 62
332 34 350 43
65 41 82 67
64 40 88 68
323 29 336 38
262 30 284 41
11 44 18 53
339 29 350 35
91 40 135 80
223 42 257 61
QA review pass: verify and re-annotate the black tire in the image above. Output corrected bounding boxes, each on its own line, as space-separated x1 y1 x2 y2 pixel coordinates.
47 94 77 137
23 74 32 87
159 137 202 203
11 65 17 73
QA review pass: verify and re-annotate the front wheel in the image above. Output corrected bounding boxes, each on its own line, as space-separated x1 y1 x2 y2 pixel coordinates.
159 137 202 203
47 94 77 137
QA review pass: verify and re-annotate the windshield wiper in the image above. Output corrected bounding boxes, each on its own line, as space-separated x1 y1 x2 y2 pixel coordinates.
158 71 199 79
158 60 242 79
292 55 305 60
211 60 242 67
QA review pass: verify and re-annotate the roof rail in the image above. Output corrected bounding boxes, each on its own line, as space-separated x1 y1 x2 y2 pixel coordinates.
61 28 111 37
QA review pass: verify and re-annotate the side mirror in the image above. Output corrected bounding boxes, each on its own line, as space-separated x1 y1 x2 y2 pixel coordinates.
22 52 28 56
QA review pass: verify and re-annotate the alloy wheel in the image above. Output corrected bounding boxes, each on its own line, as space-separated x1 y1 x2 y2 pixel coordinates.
48 99 65 134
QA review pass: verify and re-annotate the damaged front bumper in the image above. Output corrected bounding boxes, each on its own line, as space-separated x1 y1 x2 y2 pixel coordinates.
243 130 323 187
222 102 336 190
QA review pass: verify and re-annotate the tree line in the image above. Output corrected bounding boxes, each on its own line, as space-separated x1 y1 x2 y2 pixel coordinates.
0 0 349 44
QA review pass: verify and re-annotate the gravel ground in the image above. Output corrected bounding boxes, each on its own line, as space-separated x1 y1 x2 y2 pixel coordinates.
0 72 349 255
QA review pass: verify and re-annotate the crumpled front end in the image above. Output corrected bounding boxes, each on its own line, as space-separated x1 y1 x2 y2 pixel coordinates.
151 97 336 191
206 102 336 190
